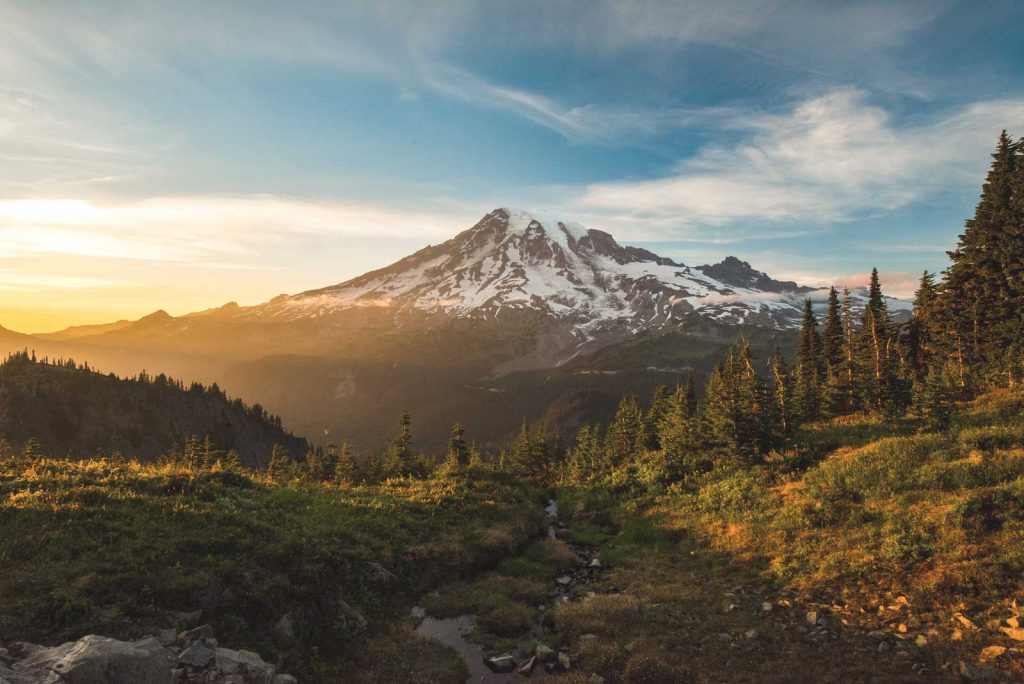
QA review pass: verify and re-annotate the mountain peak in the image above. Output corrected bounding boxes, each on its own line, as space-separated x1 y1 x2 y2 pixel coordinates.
697 256 809 294
260 208 833 332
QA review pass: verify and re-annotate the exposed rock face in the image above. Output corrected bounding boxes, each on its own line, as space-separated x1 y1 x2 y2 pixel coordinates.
9 635 173 684
0 628 295 684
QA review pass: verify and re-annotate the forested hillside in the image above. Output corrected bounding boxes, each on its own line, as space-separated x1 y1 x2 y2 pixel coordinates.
0 352 306 466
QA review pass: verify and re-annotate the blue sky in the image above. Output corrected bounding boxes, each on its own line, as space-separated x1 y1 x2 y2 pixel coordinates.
1 0 1022 331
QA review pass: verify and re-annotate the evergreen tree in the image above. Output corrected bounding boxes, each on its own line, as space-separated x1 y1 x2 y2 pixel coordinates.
509 419 549 483
644 385 671 449
382 411 415 477
267 443 292 480
821 287 844 372
334 441 357 483
914 362 956 430
794 299 823 422
770 346 792 435
908 271 938 379
606 395 645 467
223 449 243 472
445 422 469 466
937 132 1021 380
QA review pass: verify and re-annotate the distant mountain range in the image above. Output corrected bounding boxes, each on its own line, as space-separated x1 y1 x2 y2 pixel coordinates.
1 208 909 451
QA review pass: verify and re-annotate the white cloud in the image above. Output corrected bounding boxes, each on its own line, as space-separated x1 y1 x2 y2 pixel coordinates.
574 89 1024 239
0 196 472 263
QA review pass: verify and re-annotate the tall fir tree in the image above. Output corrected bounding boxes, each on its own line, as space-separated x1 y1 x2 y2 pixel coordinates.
937 132 1021 381
794 298 823 422
908 271 938 380
382 411 415 477
821 287 844 373
445 421 469 466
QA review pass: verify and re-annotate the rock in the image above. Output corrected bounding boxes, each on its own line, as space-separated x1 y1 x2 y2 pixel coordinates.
980 645 1007 661
877 640 892 653
558 651 571 670
483 654 516 673
215 648 276 683
535 644 556 664
17 634 173 684
959 660 1004 681
178 624 214 643
178 641 216 668
806 610 819 625
955 613 980 630
338 599 368 634
761 601 773 612
272 676 298 684
1000 626 1024 641
745 628 758 639
589 558 601 568
167 610 203 630
410 606 426 619
274 613 296 642
157 629 178 647
914 635 928 647
222 676 245 684
557 576 573 586
516 656 537 675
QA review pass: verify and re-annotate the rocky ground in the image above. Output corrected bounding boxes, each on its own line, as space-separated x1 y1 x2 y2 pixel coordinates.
0 614 297 684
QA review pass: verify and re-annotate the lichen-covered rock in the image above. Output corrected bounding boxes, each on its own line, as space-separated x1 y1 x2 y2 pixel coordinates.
16 634 172 684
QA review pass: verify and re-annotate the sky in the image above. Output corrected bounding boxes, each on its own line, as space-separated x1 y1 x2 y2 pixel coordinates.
1 1 1023 333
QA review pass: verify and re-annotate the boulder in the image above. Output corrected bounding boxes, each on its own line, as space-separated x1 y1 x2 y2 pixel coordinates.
167 610 203 630
483 654 516 673
178 624 214 643
214 648 276 684
17 634 172 684
535 643 556 664
178 641 216 668
516 656 536 675
271 676 298 684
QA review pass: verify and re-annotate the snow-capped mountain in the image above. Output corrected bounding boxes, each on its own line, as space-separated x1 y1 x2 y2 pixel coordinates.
250 208 859 336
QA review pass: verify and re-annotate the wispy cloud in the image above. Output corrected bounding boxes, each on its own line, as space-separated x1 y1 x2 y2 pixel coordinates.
0 196 471 263
573 89 1024 239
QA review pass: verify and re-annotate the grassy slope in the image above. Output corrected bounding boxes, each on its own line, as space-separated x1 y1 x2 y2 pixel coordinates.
0 461 544 680
547 389 1024 682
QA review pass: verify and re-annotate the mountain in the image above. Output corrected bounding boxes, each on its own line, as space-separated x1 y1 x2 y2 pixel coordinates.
248 208 835 337
0 352 307 464
35 319 132 341
2 208 909 451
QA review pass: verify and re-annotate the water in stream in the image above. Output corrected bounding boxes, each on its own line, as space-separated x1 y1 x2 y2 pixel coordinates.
413 500 596 683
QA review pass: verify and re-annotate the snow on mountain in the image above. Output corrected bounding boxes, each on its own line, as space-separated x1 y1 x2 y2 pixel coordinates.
247 208 907 336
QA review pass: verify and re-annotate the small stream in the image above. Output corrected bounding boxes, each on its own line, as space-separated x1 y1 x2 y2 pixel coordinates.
413 498 600 682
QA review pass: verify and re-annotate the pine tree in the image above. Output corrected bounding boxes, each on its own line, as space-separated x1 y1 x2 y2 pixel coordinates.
606 395 645 467
821 287 844 373
382 411 414 477
770 346 791 435
334 441 357 483
446 422 469 466
908 271 938 380
267 443 292 480
937 132 1020 380
644 385 671 449
794 299 823 422
914 362 956 430
509 420 549 483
